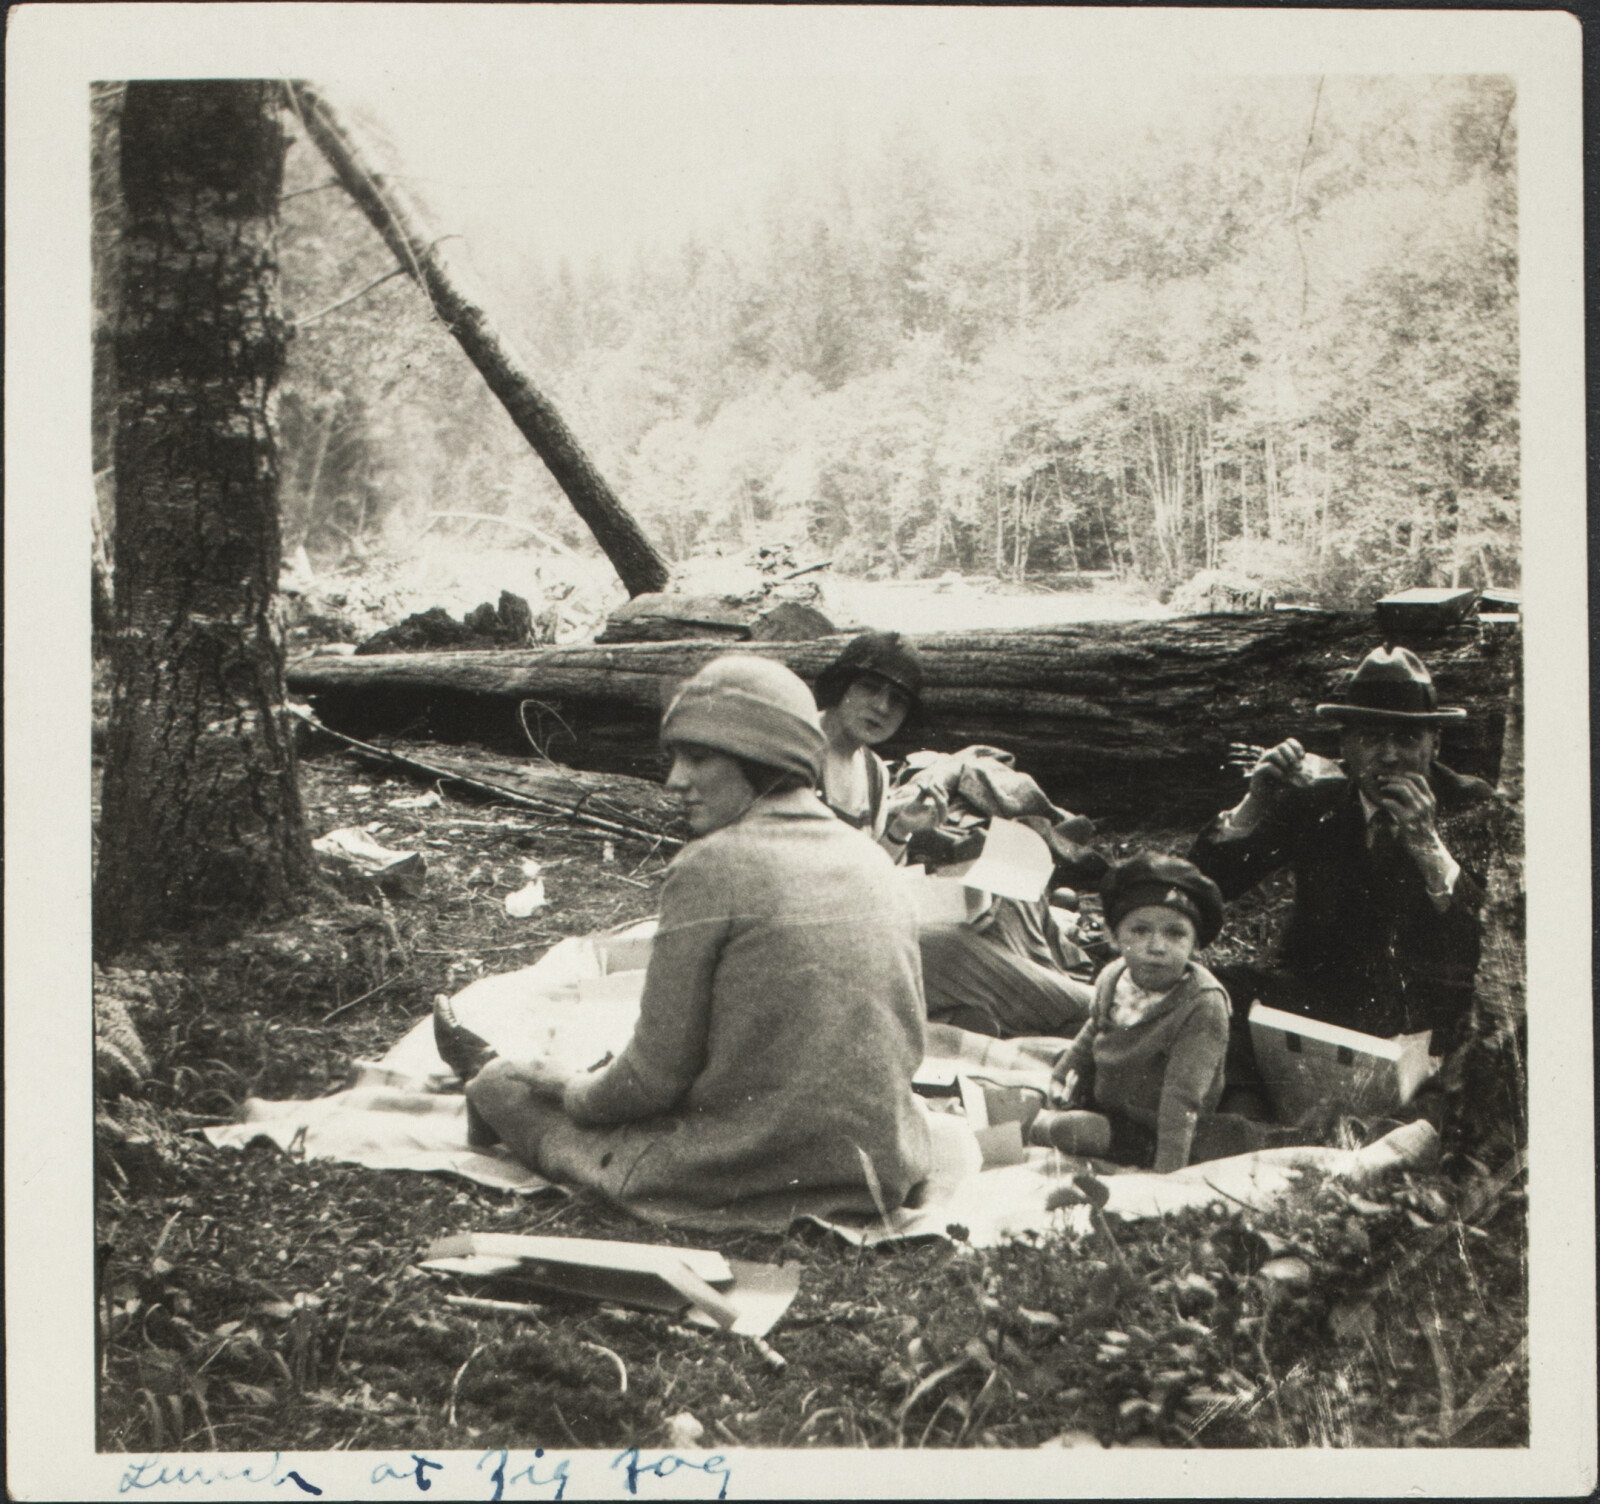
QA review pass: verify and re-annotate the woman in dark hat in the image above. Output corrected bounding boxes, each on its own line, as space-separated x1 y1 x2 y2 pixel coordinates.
813 630 946 854
435 655 932 1224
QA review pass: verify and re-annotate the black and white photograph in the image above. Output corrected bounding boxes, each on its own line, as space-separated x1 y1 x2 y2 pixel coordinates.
6 5 1592 1498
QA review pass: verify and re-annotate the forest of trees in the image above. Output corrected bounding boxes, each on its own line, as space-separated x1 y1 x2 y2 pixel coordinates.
235 74 1515 610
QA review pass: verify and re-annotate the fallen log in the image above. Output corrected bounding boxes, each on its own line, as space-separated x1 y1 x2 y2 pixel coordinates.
287 613 1518 823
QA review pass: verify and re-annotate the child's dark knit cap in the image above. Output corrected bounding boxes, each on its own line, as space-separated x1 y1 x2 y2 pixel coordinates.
1100 852 1226 949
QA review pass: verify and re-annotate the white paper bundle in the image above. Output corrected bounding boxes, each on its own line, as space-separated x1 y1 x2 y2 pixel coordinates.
941 818 1054 902
901 818 1055 923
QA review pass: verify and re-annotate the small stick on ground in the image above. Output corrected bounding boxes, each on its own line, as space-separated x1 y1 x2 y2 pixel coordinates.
1421 1301 1457 1437
443 1294 547 1320
323 966 414 1023
447 1341 488 1428
1437 1337 1526 1441
579 1340 628 1394
414 938 559 955
629 836 668 876
746 1334 788 1372
600 870 652 889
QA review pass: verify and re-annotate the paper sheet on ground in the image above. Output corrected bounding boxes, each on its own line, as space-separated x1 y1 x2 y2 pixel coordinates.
207 922 1437 1245
417 1232 800 1335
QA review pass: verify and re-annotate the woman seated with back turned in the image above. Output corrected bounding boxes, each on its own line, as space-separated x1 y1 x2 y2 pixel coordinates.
433 655 933 1224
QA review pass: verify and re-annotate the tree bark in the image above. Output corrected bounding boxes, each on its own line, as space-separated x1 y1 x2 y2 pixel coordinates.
1472 652 1524 1038
287 615 1516 824
95 81 310 958
91 484 115 656
286 82 671 598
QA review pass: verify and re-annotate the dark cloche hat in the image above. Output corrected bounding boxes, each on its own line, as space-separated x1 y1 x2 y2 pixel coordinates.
1100 852 1226 950
813 630 926 711
1314 645 1466 726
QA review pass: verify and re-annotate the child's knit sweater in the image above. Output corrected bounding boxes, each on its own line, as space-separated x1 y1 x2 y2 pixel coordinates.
1058 958 1230 1172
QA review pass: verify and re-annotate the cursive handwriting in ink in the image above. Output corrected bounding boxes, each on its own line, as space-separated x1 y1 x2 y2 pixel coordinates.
370 1455 444 1491
479 1448 570 1501
612 1449 731 1500
119 1454 322 1494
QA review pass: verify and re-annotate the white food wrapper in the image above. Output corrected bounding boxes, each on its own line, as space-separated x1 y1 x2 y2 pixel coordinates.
388 790 442 810
505 860 547 917
312 825 427 895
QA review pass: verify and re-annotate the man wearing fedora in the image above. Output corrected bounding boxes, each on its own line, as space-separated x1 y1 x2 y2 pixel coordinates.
1191 645 1496 1115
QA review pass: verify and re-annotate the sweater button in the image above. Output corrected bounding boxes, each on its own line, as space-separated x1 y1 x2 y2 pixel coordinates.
599 1152 614 1168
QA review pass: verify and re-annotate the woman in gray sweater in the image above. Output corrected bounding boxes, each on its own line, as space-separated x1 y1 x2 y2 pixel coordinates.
438 655 933 1223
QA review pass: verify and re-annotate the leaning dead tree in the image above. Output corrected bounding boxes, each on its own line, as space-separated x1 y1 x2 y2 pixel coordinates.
286 81 670 598
289 614 1518 823
96 81 310 958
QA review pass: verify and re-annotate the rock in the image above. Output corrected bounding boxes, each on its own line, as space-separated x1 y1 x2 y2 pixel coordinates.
356 592 537 654
663 1411 704 1448
1015 1307 1062 1341
1257 1256 1313 1289
749 600 836 641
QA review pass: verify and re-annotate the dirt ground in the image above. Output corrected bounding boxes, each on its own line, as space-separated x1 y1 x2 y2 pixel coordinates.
94 743 1529 1454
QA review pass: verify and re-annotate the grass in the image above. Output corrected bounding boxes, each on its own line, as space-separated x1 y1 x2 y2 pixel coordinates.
93 744 1529 1453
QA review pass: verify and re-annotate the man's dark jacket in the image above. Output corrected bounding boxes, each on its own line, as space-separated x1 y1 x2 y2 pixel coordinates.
1190 761 1496 1049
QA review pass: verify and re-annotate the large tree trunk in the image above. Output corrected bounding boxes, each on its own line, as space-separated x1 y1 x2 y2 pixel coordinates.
286 82 671 598
91 85 126 657
1446 650 1525 1156
1474 661 1524 1037
288 615 1516 824
95 81 310 959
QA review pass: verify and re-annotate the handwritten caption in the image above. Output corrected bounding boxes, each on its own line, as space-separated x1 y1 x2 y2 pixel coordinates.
117 1448 733 1500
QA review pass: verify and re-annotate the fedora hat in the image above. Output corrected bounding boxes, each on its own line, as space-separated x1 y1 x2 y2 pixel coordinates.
1314 645 1466 725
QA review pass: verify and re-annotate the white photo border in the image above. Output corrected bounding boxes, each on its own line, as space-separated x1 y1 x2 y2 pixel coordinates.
6 5 1590 1498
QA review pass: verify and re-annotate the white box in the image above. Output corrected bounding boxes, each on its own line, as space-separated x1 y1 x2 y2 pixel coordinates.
1248 1001 1439 1125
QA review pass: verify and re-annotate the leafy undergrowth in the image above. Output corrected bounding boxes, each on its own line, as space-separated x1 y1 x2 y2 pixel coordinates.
94 749 1528 1453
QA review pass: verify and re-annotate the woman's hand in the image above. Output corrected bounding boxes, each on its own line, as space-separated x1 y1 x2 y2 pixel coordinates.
500 1055 575 1102
886 780 948 841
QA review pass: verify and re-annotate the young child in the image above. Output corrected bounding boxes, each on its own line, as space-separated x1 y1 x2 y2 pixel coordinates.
1029 852 1241 1174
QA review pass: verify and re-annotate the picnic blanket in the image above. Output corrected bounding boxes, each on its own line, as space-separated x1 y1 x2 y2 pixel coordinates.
206 921 1438 1247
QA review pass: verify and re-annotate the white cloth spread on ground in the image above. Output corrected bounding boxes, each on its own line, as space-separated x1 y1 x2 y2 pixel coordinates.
206 921 1438 1247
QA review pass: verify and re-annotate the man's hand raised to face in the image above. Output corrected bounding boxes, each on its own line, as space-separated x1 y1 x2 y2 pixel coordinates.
1375 768 1441 846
